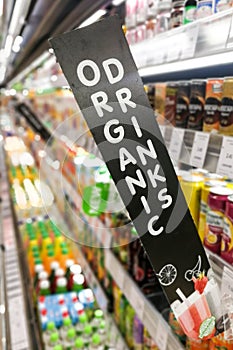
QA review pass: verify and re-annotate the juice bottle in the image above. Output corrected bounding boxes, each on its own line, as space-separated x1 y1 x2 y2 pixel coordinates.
60 317 73 340
204 187 233 254
209 333 233 349
33 263 44 288
198 180 224 242
63 328 76 349
59 248 70 270
49 261 60 293
46 332 60 349
133 314 144 350
221 195 233 264
39 280 51 296
44 250 56 274
74 338 84 349
55 277 68 294
125 303 135 349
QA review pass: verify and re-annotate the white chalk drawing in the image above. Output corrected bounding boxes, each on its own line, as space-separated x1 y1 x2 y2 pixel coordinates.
184 255 202 282
156 264 177 286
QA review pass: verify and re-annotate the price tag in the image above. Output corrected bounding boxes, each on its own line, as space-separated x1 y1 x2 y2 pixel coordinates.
127 284 145 320
216 136 233 178
169 128 185 162
181 24 199 59
190 131 210 168
166 35 182 63
155 320 168 350
221 266 233 298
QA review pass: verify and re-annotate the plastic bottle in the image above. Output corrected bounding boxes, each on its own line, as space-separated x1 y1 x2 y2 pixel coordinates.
33 264 44 288
60 317 73 340
89 333 103 350
45 250 56 274
63 328 76 350
45 332 60 350
74 337 84 349
98 320 106 344
54 268 65 293
60 248 70 270
52 346 63 350
49 261 60 293
183 0 197 24
91 310 104 332
39 280 51 296
43 321 56 343
55 277 68 294
76 312 88 335
72 274 85 292
65 259 75 290
83 324 93 348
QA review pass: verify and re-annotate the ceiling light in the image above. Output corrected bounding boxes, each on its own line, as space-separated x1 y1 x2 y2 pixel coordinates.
4 35 13 58
79 9 107 28
112 0 125 6
138 51 233 77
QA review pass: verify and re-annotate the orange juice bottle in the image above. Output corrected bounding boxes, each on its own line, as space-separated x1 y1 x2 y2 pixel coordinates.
44 250 56 274
59 248 70 270
54 235 65 259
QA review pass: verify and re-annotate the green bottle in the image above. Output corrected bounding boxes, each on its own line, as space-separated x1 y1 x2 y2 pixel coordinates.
74 337 84 349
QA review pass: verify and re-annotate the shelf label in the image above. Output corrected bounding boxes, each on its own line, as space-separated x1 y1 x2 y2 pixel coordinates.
221 266 233 298
217 136 233 178
155 320 168 350
166 35 182 63
181 24 199 60
190 131 210 168
169 128 185 161
159 124 166 138
127 284 145 320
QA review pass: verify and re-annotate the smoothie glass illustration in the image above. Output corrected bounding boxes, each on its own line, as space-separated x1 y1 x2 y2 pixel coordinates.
172 289 212 339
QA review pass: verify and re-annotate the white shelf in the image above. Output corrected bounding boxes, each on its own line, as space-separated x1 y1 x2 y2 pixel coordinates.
130 9 233 75
159 125 233 179
0 143 31 350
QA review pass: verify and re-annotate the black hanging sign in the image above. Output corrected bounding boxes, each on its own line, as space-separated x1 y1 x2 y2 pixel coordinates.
50 16 226 340
16 102 52 142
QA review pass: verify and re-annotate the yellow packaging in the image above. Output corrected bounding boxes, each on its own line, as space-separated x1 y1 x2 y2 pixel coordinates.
180 175 203 228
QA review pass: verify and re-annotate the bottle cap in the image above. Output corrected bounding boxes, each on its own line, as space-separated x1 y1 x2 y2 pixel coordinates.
39 271 48 280
52 345 62 350
92 333 100 345
50 261 59 270
94 309 103 319
34 258 43 265
67 328 76 339
47 321 55 331
65 259 74 268
50 332 59 343
75 337 84 349
61 248 69 255
33 251 40 259
48 250 55 257
70 264 82 275
100 320 106 329
55 268 65 277
79 313 87 323
40 280 50 289
63 317 72 327
57 277 67 287
73 274 85 285
35 264 44 273
84 324 92 335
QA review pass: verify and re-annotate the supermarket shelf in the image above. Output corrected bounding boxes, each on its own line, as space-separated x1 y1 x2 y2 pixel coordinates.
49 205 129 350
130 9 233 79
159 125 233 178
0 143 32 350
206 248 233 289
105 250 184 350
40 150 185 350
